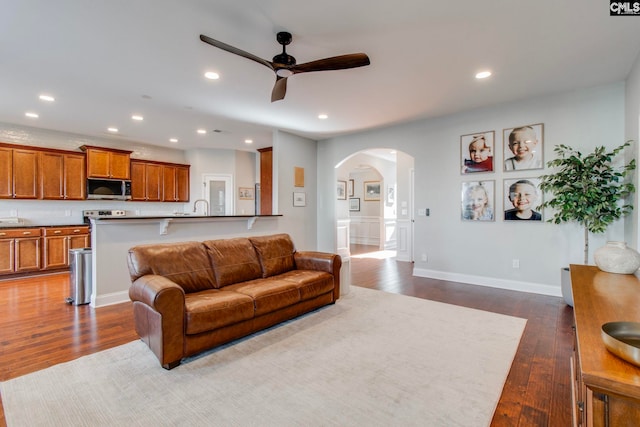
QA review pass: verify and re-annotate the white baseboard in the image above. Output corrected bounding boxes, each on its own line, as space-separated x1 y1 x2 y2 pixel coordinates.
92 290 130 308
413 268 562 297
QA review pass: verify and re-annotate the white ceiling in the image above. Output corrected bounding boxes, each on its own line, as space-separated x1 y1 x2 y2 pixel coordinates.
1 1 639 152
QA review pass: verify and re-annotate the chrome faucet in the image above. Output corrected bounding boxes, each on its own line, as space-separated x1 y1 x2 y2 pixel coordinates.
192 199 209 216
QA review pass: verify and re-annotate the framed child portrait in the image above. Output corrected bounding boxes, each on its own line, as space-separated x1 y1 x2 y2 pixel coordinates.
461 180 495 221
503 123 544 172
503 178 543 221
460 131 494 174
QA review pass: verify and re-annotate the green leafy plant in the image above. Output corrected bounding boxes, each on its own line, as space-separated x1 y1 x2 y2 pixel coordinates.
539 141 636 264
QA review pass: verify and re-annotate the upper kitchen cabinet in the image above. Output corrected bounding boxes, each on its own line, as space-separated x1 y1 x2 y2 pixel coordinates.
162 164 190 202
0 145 39 199
81 145 132 179
130 160 163 201
39 151 86 200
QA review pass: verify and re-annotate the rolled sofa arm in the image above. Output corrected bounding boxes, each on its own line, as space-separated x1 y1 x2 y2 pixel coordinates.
294 252 342 300
129 275 186 369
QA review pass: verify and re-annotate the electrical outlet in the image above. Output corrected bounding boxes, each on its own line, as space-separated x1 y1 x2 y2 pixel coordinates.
512 259 520 269
421 254 427 262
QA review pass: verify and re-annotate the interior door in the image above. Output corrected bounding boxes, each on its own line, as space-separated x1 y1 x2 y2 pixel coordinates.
203 174 233 215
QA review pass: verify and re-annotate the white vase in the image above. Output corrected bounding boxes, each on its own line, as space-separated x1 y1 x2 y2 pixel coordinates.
594 241 640 274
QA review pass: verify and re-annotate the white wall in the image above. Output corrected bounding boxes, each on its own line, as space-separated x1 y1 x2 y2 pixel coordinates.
625 52 640 250
318 83 628 296
274 130 318 250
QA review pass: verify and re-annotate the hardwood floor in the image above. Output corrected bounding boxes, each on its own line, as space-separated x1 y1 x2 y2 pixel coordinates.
0 251 573 426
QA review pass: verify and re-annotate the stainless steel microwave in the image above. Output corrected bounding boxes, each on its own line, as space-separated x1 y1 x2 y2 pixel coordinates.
86 179 132 200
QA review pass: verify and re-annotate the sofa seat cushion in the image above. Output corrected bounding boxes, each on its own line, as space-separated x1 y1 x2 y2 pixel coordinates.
184 289 255 334
249 234 296 278
204 238 262 287
226 279 300 316
277 270 335 301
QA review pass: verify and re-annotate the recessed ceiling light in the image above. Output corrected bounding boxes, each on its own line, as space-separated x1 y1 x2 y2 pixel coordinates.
39 94 55 102
107 127 119 133
197 129 207 134
245 139 253 144
204 71 220 80
318 114 328 120
169 138 178 143
475 71 492 79
25 112 39 118
131 115 144 121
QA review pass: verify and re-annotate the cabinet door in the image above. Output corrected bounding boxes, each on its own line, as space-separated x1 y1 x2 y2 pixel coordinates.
86 149 111 178
0 239 15 274
162 166 176 201
40 152 65 199
13 149 39 199
64 153 86 200
130 161 147 201
0 147 12 198
110 152 131 179
146 163 162 201
175 166 190 202
42 235 68 270
15 237 40 272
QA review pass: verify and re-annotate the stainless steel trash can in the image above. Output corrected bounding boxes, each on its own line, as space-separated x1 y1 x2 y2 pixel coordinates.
66 248 92 305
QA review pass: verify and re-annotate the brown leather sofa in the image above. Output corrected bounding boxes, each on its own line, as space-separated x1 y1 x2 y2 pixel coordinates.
127 233 341 369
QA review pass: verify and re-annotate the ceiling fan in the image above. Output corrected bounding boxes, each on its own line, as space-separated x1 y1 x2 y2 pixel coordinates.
199 32 370 102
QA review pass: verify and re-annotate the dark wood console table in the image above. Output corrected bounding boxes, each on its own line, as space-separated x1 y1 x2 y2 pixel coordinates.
571 264 640 426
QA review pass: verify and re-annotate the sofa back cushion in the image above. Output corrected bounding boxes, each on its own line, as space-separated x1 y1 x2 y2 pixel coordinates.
249 234 296 278
204 237 263 287
127 241 216 292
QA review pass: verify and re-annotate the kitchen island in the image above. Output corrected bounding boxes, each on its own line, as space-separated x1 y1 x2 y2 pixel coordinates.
88 215 282 307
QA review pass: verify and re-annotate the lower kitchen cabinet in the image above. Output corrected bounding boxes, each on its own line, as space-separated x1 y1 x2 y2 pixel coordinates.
0 226 89 276
41 226 90 270
0 228 42 274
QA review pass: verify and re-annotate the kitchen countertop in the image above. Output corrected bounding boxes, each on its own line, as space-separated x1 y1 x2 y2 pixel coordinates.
90 214 282 220
0 223 89 229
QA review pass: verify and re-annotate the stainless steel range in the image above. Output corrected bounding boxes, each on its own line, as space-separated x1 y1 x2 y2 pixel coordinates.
83 209 127 224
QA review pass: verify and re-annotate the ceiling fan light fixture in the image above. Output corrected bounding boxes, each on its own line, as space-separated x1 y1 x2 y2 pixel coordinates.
276 69 294 78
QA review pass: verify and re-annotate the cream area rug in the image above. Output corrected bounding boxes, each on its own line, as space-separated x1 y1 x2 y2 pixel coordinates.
1 287 526 427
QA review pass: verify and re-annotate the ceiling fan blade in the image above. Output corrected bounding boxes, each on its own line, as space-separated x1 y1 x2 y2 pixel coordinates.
271 77 287 102
200 34 274 71
291 53 370 74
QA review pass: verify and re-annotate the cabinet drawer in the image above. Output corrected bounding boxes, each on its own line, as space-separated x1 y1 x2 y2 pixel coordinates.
42 226 89 236
0 228 42 238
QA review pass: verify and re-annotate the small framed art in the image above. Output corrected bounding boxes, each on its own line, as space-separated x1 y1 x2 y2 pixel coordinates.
337 181 347 200
293 192 306 207
348 179 355 197
349 198 360 211
238 187 254 200
364 181 381 201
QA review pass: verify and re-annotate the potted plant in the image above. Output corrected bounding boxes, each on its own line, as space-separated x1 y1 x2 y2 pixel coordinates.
539 141 636 304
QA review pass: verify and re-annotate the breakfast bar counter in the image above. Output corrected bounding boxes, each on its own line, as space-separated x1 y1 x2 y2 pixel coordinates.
88 215 282 307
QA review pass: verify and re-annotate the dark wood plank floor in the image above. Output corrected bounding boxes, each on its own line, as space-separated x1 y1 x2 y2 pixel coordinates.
0 248 573 427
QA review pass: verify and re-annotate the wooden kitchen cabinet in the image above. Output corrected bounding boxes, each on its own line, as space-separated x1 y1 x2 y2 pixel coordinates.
0 228 41 274
162 164 190 202
131 160 162 201
39 151 86 200
258 147 273 214
0 145 39 199
41 226 90 270
570 265 640 426
81 145 131 179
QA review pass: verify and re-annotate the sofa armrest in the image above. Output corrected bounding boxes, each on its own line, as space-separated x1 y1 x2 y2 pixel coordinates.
294 252 342 300
129 275 186 369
